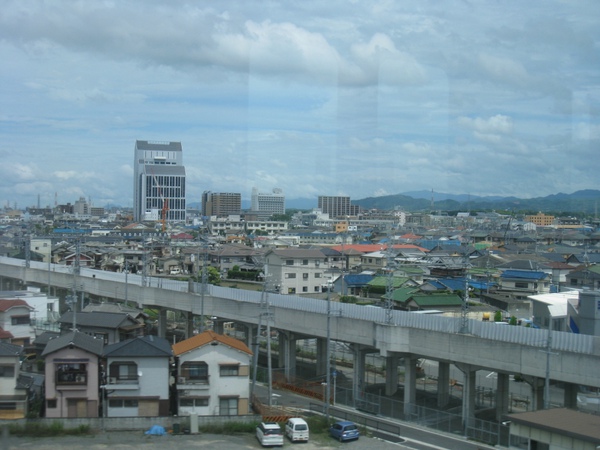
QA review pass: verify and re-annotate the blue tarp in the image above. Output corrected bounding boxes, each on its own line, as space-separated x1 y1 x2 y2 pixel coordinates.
145 425 166 435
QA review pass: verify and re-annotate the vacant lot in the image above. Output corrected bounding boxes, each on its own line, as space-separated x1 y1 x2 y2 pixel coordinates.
1 430 403 450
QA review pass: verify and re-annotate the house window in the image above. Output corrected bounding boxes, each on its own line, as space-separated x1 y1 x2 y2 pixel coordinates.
219 365 239 376
219 397 238 416
11 316 30 325
288 287 296 294
285 273 296 279
302 259 308 265
0 365 14 378
109 399 139 408
515 282 529 289
181 361 209 383
302 287 308 292
47 399 57 409
303 273 308 279
109 362 138 382
180 397 209 407
286 260 294 265
315 273 322 278
56 363 87 385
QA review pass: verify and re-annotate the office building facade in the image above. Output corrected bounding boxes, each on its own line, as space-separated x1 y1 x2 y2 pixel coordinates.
201 191 242 217
318 195 360 219
133 140 186 223
250 187 285 219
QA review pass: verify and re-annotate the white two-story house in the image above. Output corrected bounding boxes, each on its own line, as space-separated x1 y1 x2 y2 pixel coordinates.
0 342 26 418
172 330 252 417
103 335 173 417
264 248 329 294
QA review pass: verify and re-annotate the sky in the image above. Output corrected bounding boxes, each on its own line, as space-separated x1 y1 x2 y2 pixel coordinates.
1 1 599 210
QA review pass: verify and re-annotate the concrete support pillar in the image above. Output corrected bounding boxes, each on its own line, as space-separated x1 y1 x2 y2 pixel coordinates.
183 311 194 339
530 377 545 411
564 382 578 409
456 363 476 429
213 320 225 334
242 324 256 348
496 372 510 421
316 338 328 377
352 346 367 404
402 355 418 417
157 308 168 339
277 332 297 381
437 362 451 408
385 353 399 396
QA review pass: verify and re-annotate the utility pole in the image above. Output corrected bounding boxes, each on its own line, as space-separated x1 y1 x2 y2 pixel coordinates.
324 280 332 421
459 250 470 334
385 240 395 325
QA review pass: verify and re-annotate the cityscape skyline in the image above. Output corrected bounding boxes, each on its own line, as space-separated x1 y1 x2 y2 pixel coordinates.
1 1 599 209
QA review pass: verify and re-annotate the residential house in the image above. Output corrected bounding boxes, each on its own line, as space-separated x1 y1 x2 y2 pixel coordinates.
504 408 600 450
103 335 173 417
42 331 104 418
499 270 551 299
172 330 253 416
0 299 35 345
565 264 600 291
264 248 329 294
0 342 27 418
58 311 145 345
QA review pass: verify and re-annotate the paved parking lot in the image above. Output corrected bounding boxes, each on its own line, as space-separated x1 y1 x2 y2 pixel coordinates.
1 430 403 450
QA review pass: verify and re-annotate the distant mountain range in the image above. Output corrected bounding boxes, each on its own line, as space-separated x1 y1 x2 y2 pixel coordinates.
351 189 600 214
187 189 600 215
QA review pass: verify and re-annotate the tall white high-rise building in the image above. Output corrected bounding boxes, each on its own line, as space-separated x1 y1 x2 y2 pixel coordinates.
133 140 186 223
250 187 285 219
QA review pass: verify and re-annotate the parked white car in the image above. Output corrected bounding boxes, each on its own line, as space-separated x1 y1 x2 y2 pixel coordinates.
256 422 284 447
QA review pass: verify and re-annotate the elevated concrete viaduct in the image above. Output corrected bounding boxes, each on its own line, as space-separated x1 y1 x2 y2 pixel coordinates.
2 257 599 426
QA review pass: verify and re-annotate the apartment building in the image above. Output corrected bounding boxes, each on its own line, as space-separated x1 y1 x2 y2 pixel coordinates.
265 248 329 294
201 191 241 217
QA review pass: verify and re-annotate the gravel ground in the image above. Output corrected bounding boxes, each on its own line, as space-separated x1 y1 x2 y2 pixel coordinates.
0 430 404 450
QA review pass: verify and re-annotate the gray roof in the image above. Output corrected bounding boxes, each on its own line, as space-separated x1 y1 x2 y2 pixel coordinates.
507 408 600 444
136 140 182 151
103 335 173 358
58 311 140 329
42 331 104 356
269 248 328 258
0 342 23 357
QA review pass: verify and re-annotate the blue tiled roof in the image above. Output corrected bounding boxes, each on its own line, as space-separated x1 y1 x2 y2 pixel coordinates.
500 270 548 280
343 274 375 286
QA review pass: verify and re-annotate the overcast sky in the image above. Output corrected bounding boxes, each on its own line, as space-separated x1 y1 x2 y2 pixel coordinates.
1 1 599 209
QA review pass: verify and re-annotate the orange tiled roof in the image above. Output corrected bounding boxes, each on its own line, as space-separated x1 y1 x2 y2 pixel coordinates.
0 299 31 312
172 330 252 356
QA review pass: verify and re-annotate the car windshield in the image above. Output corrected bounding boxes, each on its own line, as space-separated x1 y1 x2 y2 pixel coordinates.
344 425 357 431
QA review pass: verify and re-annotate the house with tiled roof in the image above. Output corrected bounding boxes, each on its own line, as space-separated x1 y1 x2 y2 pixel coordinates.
172 330 252 417
0 299 35 345
58 311 145 345
42 331 104 418
103 335 173 417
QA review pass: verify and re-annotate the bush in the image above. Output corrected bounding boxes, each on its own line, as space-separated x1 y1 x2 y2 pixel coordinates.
8 422 90 437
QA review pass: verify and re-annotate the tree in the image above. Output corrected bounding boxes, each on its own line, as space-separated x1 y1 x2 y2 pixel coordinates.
509 315 518 326
206 266 221 285
494 310 503 322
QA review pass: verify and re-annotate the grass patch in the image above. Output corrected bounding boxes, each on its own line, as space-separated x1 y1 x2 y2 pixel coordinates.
197 421 258 434
7 422 91 437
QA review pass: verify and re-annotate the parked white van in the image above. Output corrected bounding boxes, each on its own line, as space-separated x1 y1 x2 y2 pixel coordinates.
285 417 309 442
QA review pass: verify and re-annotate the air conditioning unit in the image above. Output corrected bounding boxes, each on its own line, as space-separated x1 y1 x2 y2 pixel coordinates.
109 377 117 384
178 377 186 384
